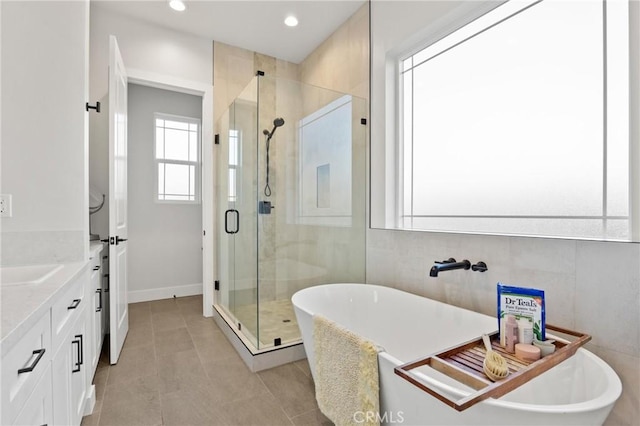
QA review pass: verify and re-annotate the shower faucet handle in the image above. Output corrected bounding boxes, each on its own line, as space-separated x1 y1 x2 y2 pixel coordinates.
471 261 488 272
435 258 457 264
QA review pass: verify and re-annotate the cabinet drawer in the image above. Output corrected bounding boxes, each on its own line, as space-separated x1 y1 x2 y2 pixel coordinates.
51 269 88 353
1 311 51 425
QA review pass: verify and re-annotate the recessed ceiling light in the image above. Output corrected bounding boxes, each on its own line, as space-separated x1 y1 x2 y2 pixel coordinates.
169 0 186 12
284 15 298 27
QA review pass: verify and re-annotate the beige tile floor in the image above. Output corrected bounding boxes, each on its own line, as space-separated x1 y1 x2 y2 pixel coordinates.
81 295 332 426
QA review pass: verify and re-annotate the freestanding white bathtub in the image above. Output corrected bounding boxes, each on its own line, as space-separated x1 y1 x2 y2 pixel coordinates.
292 284 622 425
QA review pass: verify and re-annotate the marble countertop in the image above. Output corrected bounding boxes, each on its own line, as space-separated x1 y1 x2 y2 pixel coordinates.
0 242 106 357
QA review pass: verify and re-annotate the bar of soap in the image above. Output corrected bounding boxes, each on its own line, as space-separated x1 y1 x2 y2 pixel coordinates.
515 343 541 362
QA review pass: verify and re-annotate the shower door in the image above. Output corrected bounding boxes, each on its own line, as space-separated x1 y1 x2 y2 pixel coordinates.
217 80 260 348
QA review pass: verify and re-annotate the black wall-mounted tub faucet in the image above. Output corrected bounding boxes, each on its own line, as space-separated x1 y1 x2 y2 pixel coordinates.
429 258 471 277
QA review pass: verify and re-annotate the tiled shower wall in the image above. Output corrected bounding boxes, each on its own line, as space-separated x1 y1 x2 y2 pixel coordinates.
367 229 640 425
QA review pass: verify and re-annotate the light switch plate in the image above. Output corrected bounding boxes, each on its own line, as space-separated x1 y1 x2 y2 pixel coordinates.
0 194 12 217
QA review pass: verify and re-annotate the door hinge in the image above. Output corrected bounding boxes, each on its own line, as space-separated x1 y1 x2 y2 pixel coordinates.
360 118 367 125
214 134 220 145
214 280 219 291
86 102 101 113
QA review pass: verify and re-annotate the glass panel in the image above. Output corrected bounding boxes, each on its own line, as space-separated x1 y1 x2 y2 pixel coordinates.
411 0 603 218
155 128 164 159
215 107 235 340
164 119 189 130
215 77 260 349
299 94 353 224
189 131 198 162
189 165 195 200
164 129 189 161
228 168 236 202
317 164 330 208
402 69 413 219
215 75 366 352
229 130 239 166
395 0 630 241
158 163 165 198
606 0 629 217
402 57 412 72
164 194 190 201
256 75 366 349
164 163 190 196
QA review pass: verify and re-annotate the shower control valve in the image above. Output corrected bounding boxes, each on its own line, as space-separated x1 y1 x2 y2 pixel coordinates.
259 201 274 215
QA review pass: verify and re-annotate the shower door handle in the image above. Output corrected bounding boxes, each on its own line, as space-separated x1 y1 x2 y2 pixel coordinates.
225 209 239 234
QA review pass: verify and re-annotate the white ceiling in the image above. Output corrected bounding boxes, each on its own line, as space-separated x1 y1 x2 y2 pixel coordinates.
92 0 366 64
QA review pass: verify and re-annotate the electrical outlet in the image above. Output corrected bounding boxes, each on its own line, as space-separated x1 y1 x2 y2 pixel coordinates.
0 194 12 218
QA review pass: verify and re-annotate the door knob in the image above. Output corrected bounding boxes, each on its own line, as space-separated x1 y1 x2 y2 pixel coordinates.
115 236 128 245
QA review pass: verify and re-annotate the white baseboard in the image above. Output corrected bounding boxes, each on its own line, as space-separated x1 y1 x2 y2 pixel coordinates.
128 283 203 303
84 384 96 416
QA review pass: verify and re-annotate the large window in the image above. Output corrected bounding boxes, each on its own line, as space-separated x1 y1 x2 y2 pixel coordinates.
399 0 630 240
154 114 200 202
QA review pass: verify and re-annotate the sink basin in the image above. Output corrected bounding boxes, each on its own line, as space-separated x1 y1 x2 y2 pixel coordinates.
0 264 64 286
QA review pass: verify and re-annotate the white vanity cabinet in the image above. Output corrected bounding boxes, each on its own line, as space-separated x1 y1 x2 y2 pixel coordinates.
51 268 90 426
0 261 103 426
0 265 95 426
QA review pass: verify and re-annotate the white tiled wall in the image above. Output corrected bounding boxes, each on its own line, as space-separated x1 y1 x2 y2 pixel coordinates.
367 228 640 424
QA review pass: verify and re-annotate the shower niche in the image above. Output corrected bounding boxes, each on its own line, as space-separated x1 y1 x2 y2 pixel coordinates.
214 73 366 359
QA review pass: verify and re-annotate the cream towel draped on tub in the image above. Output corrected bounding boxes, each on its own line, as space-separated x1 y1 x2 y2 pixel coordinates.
313 314 382 426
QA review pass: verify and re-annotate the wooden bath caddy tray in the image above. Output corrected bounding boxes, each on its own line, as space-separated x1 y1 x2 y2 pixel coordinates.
394 324 591 411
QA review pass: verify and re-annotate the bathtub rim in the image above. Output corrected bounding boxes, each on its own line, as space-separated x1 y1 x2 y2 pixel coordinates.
292 283 622 415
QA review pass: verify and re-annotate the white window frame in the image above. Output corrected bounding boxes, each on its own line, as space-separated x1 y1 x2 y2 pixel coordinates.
396 0 632 241
154 112 201 204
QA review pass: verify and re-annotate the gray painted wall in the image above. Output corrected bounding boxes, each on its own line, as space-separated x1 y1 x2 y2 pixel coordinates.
127 83 202 296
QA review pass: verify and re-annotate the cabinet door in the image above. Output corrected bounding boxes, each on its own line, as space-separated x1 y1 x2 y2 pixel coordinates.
71 319 88 425
0 312 51 425
52 333 73 426
90 265 102 373
52 309 87 426
12 364 53 426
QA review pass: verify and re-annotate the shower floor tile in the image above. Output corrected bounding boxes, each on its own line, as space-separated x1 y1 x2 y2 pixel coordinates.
82 295 331 426
232 298 302 348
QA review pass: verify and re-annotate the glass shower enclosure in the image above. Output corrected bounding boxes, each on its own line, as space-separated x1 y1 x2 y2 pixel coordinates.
215 73 366 352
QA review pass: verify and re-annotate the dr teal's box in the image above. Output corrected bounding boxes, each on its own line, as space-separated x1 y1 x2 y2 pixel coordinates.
497 283 546 341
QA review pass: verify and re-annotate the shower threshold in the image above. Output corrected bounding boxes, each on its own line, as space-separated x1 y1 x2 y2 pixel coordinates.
212 304 307 372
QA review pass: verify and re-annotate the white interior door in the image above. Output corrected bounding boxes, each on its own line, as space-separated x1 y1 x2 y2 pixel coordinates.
108 35 129 364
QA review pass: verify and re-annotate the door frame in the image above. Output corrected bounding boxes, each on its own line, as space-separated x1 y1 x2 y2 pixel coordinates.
127 68 215 317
